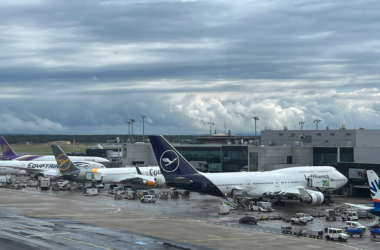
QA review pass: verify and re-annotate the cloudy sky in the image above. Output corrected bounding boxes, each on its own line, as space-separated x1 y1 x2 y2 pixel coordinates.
1 0 380 135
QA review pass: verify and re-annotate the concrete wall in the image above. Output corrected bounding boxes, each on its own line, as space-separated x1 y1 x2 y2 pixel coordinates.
261 129 357 147
354 147 380 164
122 143 158 166
248 146 313 171
355 130 380 147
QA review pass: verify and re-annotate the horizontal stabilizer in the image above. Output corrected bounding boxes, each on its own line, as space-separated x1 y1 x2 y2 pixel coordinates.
345 203 373 210
169 177 193 184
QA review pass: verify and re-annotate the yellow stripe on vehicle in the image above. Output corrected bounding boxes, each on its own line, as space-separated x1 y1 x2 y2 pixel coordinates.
92 169 98 173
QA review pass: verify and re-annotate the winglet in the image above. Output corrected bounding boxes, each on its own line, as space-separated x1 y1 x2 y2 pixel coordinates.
1 136 17 157
51 145 80 174
367 170 380 208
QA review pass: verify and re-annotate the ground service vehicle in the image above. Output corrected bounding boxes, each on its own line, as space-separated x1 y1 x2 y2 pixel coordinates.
141 195 156 203
344 221 366 231
291 215 309 225
324 228 348 241
39 177 50 190
239 216 257 224
325 209 340 220
341 209 358 221
0 174 12 184
294 213 313 221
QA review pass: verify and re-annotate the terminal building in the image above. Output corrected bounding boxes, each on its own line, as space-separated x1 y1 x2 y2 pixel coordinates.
118 127 380 197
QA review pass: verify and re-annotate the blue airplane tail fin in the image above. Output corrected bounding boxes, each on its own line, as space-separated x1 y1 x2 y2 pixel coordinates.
0 136 17 157
149 135 198 176
367 170 380 208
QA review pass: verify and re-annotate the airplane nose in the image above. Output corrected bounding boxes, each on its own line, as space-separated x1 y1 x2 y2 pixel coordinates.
342 173 348 185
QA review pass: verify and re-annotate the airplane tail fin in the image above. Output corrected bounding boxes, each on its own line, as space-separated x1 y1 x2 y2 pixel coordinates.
367 170 380 208
149 135 198 177
51 145 80 174
1 136 17 157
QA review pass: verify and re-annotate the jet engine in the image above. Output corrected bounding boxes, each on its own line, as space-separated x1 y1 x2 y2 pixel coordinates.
154 174 166 187
301 190 324 205
139 179 156 186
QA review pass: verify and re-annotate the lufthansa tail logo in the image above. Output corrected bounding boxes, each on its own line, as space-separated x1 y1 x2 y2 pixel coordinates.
162 158 178 166
56 154 72 171
159 150 179 173
1 145 9 153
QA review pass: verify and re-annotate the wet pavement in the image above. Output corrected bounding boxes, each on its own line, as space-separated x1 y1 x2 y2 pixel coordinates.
0 187 379 250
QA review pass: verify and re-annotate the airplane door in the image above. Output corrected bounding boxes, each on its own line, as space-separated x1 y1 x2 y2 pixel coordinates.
275 179 280 188
202 182 207 190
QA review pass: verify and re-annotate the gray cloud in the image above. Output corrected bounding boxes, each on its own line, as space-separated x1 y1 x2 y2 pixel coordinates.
1 0 380 134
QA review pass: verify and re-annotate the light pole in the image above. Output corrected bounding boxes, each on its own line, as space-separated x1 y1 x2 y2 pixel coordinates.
127 121 131 143
207 122 214 135
141 115 146 142
253 116 259 146
314 117 321 130
299 121 305 130
130 119 135 143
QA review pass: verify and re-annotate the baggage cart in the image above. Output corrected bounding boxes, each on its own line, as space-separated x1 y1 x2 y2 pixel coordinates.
347 228 365 238
160 191 169 200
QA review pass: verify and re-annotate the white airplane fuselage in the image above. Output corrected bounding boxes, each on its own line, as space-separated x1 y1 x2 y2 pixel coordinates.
200 166 347 197
0 160 105 176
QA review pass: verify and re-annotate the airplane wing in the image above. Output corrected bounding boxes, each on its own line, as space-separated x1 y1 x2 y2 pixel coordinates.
262 186 312 197
345 203 374 210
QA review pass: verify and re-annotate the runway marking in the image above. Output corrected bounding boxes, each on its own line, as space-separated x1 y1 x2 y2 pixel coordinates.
0 222 113 250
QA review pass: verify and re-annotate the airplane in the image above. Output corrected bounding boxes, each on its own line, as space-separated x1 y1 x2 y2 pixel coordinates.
0 136 109 163
345 170 380 217
51 145 165 187
0 160 106 178
149 135 348 205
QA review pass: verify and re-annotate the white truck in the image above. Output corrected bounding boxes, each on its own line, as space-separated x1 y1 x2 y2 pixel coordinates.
341 209 358 221
324 227 349 241
291 215 309 225
291 213 313 224
39 177 51 190
250 201 273 212
345 221 366 231
0 174 12 185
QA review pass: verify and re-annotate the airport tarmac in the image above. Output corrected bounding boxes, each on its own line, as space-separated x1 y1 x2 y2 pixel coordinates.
0 187 379 250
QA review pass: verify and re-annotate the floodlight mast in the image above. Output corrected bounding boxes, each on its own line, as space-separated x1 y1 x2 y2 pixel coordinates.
207 122 214 136
130 119 135 143
141 115 146 142
127 121 131 143
313 117 321 130
253 116 259 146
299 121 305 130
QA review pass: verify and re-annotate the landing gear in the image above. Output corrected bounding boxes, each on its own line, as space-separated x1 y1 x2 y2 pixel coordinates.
110 183 118 189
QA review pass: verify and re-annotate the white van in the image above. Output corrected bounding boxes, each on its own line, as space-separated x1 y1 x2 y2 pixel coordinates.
345 221 366 231
341 210 358 221
141 195 156 203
